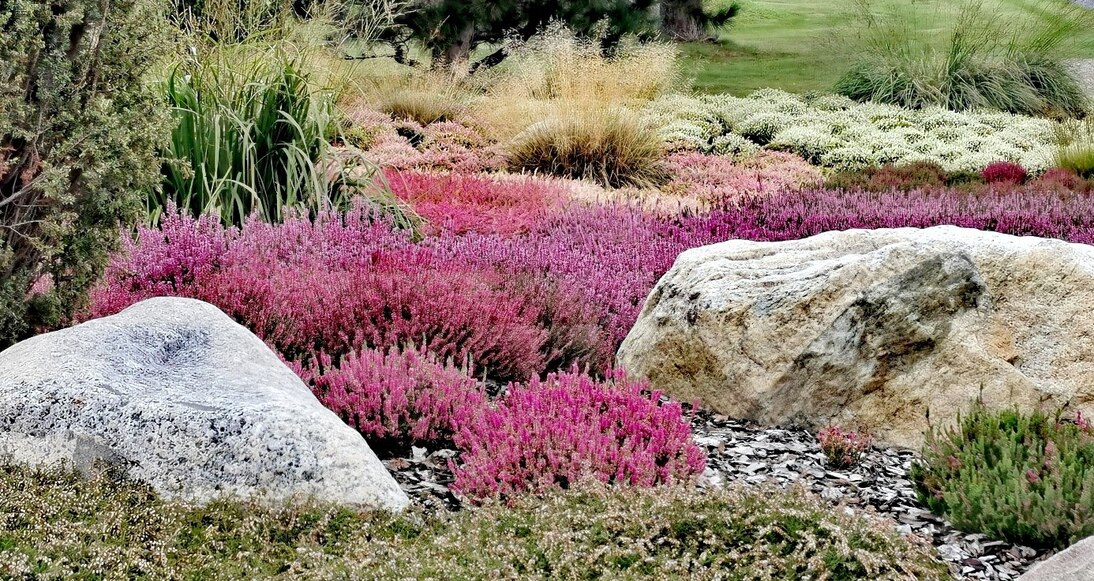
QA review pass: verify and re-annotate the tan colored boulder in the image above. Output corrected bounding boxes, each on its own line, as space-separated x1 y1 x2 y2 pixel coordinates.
1019 536 1094 580
617 226 1094 448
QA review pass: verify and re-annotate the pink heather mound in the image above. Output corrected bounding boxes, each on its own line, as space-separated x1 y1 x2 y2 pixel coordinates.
662 151 822 206
980 161 1028 185
452 370 706 500
386 169 566 236
301 346 488 456
353 114 506 173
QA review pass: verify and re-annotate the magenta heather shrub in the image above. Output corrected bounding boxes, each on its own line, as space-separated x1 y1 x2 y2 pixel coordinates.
451 370 706 500
386 169 565 235
428 206 709 371
662 151 821 205
683 187 1094 245
302 347 488 455
981 161 1028 184
92 209 548 381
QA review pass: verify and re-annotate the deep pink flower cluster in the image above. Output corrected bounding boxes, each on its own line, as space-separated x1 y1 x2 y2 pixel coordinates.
386 169 566 235
298 346 488 456
662 151 821 205
451 370 706 500
981 161 1028 184
91 204 706 379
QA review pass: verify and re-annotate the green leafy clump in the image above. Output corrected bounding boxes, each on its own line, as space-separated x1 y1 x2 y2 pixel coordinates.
0 463 948 579
912 404 1094 549
155 44 375 226
0 0 170 348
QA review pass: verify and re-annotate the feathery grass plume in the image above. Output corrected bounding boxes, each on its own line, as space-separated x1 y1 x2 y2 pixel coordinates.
1054 118 1094 177
473 23 681 142
507 105 668 189
835 0 1090 117
365 70 472 126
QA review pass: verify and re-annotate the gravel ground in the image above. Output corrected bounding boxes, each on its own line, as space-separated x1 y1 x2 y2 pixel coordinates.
1068 59 1094 95
383 408 1058 581
1072 0 1094 9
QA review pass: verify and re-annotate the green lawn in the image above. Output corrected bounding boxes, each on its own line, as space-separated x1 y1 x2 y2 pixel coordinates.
684 0 1094 95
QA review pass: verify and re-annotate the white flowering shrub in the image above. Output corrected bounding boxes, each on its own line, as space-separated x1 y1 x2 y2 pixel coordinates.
646 89 1058 173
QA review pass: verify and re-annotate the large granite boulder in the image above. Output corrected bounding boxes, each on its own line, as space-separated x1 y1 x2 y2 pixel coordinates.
0 297 409 510
618 226 1094 448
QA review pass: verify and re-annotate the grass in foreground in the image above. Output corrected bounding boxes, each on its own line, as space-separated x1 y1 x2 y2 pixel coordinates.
0 464 949 579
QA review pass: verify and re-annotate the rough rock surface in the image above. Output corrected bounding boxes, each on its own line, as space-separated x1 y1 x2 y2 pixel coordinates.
0 297 409 510
618 226 1094 448
1018 536 1094 580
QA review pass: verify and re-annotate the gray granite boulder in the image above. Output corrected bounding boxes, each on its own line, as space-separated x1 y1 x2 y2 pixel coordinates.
1020 536 1094 580
0 297 408 511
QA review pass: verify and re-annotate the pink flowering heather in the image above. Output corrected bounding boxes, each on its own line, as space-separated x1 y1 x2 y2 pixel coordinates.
451 370 706 500
683 187 1094 245
360 117 506 173
300 346 488 456
91 208 548 381
428 205 710 370
385 169 566 235
661 151 821 206
981 161 1028 184
817 425 872 469
1029 167 1092 193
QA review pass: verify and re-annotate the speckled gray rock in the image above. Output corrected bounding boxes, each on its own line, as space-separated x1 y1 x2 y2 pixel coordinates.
618 226 1094 448
0 297 409 511
1019 536 1094 580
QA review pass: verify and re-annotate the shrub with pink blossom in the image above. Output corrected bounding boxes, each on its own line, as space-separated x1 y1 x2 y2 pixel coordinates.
451 370 705 500
348 112 506 173
1028 167 1093 193
300 347 488 456
682 187 1094 245
817 425 872 469
981 161 1028 184
385 170 566 235
91 209 549 382
661 151 822 206
428 206 709 371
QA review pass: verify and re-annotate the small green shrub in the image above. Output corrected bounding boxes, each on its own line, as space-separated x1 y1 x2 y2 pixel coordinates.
155 45 354 226
0 463 949 579
0 0 169 348
912 404 1094 549
507 107 668 188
